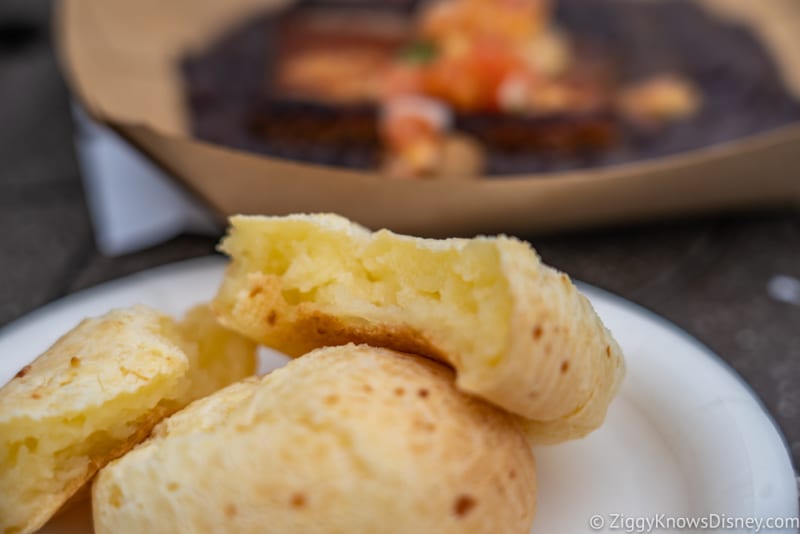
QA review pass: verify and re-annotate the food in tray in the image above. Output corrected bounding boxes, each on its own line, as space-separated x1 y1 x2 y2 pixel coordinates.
213 214 624 443
93 345 537 534
269 0 699 178
270 0 702 178
0 305 256 534
182 0 800 177
0 214 624 533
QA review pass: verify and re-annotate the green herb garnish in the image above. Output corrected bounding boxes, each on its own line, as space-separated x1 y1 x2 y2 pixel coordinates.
399 41 438 64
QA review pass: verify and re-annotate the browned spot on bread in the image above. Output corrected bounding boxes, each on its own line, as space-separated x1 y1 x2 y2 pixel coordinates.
532 325 543 340
290 493 306 508
418 388 429 398
291 312 451 369
107 484 123 508
453 495 477 517
509 469 517 479
606 345 612 358
248 286 263 298
267 310 278 326
394 387 405 396
225 503 237 517
31 392 41 399
15 365 31 379
58 376 75 387
362 384 373 393
70 357 81 368
560 360 570 373
167 482 179 492
323 394 339 405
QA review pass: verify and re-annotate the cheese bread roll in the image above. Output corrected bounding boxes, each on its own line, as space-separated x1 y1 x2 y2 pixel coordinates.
0 305 256 534
213 214 624 443
174 304 258 402
93 344 536 534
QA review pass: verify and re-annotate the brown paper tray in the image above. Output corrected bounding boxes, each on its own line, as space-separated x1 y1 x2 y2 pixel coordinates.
56 0 800 236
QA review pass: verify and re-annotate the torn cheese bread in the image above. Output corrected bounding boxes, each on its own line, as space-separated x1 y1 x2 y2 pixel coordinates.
0 304 256 534
212 214 624 444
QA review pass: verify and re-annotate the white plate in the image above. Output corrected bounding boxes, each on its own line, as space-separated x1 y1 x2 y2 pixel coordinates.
1 257 796 534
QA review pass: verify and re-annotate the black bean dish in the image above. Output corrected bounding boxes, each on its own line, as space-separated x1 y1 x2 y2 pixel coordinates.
182 0 800 178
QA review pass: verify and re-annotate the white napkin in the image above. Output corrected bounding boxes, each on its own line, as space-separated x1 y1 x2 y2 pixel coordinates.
72 105 219 257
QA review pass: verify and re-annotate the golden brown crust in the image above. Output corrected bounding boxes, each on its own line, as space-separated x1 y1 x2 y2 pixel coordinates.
293 306 451 364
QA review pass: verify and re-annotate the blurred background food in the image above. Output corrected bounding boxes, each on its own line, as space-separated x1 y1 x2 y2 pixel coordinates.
56 0 800 238
0 0 799 479
182 0 796 178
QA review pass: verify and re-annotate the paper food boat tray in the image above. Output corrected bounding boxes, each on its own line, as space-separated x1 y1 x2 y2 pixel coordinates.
57 0 800 236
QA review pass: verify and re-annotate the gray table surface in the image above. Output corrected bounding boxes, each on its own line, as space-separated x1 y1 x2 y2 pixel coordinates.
1 2 798 474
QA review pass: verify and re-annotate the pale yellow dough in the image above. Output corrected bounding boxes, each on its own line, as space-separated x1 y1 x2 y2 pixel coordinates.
93 345 537 534
0 305 256 534
213 213 625 443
